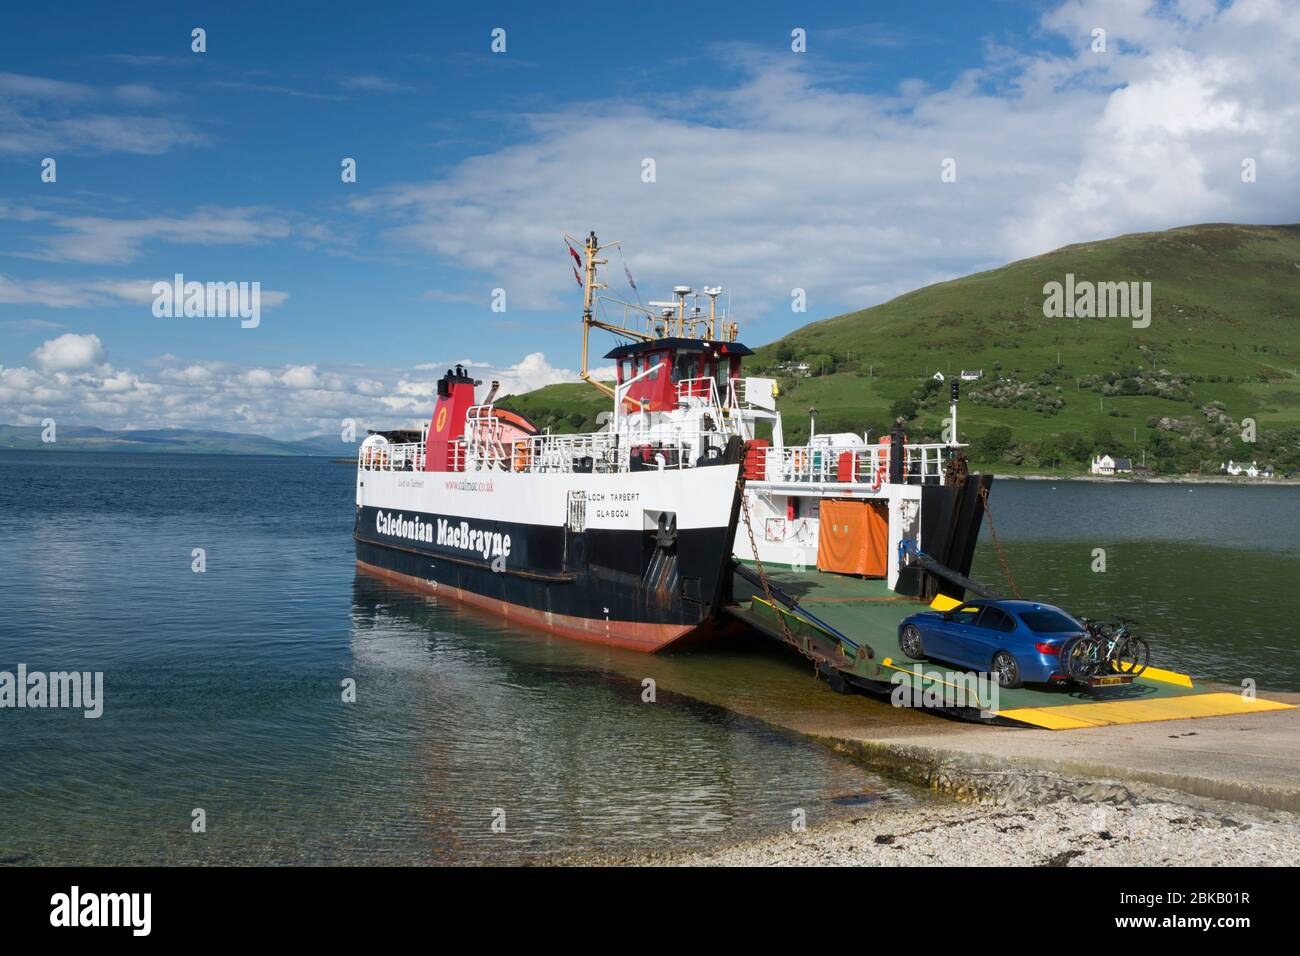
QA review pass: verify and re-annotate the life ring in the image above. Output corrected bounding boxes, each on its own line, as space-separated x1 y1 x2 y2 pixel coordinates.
512 440 530 473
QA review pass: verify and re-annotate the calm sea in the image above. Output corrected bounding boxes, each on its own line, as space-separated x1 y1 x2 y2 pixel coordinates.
0 451 903 865
0 452 1295 864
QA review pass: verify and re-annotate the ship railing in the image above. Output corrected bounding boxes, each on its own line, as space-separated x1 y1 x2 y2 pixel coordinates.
465 404 510 468
620 431 730 471
675 378 747 439
521 431 625 474
357 441 425 472
356 419 738 476
726 378 748 408
756 442 959 486
489 427 733 475
675 377 725 409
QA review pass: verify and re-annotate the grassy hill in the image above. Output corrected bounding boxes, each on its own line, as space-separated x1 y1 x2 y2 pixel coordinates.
502 223 1300 475
495 382 612 435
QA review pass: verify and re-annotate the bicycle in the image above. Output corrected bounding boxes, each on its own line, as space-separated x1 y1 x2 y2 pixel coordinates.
1061 616 1150 684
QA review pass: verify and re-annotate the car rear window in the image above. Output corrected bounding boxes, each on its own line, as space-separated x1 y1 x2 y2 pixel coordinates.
1018 609 1079 633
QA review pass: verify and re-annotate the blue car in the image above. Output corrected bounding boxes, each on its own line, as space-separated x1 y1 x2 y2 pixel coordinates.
897 600 1086 688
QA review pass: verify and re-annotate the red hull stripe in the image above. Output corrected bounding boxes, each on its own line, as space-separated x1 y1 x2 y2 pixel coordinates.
356 559 696 653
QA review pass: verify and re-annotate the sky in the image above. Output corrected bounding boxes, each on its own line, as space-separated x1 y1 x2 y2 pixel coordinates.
1 0 1297 439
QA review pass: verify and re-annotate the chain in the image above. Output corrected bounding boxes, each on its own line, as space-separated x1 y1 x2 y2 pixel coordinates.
978 485 1020 598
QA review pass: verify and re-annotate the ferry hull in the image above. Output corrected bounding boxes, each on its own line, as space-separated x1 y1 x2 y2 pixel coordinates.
354 463 743 652
356 557 699 652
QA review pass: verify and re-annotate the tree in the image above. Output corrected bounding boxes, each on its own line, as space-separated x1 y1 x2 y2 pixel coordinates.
890 397 919 421
974 425 1014 460
1060 432 1091 462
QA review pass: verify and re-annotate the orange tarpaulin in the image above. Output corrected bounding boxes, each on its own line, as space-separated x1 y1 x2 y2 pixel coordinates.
816 499 889 576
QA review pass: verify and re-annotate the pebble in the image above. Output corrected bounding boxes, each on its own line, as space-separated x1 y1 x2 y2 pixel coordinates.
616 793 1299 867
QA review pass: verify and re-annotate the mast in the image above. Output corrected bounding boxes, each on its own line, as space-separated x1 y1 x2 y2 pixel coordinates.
568 229 655 401
577 231 615 400
567 229 740 401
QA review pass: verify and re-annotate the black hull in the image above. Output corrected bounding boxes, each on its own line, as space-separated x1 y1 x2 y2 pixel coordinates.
353 503 738 651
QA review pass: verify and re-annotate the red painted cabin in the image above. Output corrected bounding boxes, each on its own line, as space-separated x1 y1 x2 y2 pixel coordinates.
605 338 753 412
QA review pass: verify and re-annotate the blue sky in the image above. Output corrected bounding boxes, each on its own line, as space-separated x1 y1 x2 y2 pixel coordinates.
2 0 1297 437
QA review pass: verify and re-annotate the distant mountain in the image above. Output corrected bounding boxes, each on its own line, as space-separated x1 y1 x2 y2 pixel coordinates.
0 424 344 457
499 223 1300 475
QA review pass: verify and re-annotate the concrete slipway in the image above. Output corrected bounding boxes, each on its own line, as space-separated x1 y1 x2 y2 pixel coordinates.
719 568 1298 811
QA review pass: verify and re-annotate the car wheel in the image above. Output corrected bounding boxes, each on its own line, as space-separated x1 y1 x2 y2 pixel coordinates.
992 651 1022 689
900 624 925 659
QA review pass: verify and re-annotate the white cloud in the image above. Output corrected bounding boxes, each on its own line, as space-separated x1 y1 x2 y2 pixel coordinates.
162 364 215 384
0 275 157 308
340 75 412 93
242 368 276 387
30 332 105 371
6 206 297 265
351 0 1300 319
0 337 598 438
0 273 288 311
493 351 582 398
279 365 320 389
100 370 139 392
0 71 204 155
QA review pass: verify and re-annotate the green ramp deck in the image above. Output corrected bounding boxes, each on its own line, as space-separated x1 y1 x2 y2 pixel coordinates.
727 567 1294 730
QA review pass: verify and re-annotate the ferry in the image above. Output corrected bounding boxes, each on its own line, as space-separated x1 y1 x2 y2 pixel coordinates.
355 230 989 655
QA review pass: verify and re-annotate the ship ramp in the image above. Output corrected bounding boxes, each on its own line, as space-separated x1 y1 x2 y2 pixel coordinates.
725 566 1294 730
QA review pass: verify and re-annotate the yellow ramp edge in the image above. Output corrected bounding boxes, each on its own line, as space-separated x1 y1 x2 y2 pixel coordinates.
929 594 962 611
1118 663 1193 688
998 691 1295 730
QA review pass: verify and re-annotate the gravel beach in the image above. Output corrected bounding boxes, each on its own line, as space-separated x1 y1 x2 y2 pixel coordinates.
621 787 1300 866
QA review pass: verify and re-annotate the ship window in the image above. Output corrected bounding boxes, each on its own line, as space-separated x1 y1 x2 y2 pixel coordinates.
711 356 727 389
645 353 661 381
672 352 696 382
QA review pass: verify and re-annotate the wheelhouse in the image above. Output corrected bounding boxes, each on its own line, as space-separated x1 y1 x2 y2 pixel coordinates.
606 337 754 412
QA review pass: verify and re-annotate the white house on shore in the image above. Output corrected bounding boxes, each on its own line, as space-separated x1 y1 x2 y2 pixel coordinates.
1090 453 1133 476
1222 459 1268 478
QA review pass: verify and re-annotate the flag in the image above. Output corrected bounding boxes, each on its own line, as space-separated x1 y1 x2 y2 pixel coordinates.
566 242 583 287
624 263 637 290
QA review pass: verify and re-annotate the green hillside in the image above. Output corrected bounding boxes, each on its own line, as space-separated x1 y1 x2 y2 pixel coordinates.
496 382 611 435
504 223 1300 475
